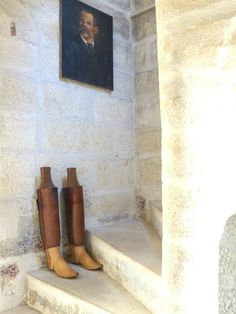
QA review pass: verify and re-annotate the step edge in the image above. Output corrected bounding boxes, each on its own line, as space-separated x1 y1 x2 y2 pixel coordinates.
25 273 111 314
86 230 162 281
86 231 163 313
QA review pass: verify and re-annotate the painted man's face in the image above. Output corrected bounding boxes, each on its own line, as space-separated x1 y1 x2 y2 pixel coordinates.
79 11 98 43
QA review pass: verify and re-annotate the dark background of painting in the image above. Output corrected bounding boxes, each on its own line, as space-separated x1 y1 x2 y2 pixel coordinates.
61 0 113 90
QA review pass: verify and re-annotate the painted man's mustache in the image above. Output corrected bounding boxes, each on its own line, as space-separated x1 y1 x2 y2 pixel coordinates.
80 27 89 34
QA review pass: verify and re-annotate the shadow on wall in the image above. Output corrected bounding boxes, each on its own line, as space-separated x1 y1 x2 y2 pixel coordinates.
219 214 236 313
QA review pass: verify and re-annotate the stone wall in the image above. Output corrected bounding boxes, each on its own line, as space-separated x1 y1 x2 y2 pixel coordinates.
0 0 133 311
220 215 236 313
132 0 161 219
157 0 236 313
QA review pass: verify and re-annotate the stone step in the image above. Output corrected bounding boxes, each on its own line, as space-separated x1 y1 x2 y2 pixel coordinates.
1 305 39 313
146 201 163 238
24 264 150 314
86 219 162 314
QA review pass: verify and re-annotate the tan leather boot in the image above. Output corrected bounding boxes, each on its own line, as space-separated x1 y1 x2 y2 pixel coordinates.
45 247 77 278
37 167 78 278
71 245 102 270
63 168 102 270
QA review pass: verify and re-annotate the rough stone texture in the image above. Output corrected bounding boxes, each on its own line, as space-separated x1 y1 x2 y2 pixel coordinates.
25 264 149 314
86 220 162 313
0 0 133 311
219 214 236 314
157 0 236 313
133 9 157 42
132 2 161 224
132 0 154 12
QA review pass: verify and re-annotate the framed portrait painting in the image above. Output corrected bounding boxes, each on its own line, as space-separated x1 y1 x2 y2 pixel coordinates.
61 0 113 91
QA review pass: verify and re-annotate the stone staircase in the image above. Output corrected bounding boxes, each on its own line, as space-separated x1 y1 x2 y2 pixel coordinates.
2 219 162 314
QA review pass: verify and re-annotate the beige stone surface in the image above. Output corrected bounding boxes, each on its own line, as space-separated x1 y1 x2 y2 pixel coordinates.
0 112 36 150
86 192 133 226
25 265 149 314
136 158 161 186
134 43 147 71
133 8 156 42
87 219 162 313
114 39 132 70
0 36 39 74
135 129 161 156
96 160 133 189
0 153 35 195
2 305 39 313
135 94 161 129
132 0 155 12
0 72 38 111
135 70 158 97
42 83 74 117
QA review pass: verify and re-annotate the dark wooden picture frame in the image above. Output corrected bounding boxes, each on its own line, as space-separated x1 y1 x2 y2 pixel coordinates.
61 0 113 91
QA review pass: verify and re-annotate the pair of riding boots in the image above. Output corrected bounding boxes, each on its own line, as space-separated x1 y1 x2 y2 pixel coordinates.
37 167 101 279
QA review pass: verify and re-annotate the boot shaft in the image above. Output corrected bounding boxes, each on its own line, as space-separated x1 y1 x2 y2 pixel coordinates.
37 167 60 249
64 168 85 246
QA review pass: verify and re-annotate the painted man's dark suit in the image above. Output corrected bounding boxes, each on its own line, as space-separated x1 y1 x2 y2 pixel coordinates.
62 35 113 90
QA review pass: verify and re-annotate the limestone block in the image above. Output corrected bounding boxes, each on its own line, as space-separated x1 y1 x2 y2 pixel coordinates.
114 70 132 100
133 8 156 42
219 246 236 288
86 192 133 226
150 39 158 66
79 125 114 153
107 0 130 10
42 82 74 117
43 118 114 154
0 112 36 150
18 214 40 239
134 69 159 97
132 0 155 12
221 214 236 244
135 158 161 186
0 35 39 74
135 94 161 129
73 86 92 120
135 183 162 208
114 39 132 70
96 160 133 188
113 11 131 40
0 201 19 241
0 0 39 44
41 45 59 81
40 7 59 47
0 252 43 312
42 118 80 153
0 153 35 195
134 43 147 71
93 96 132 126
113 128 133 156
0 72 38 111
135 129 161 156
219 288 236 314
